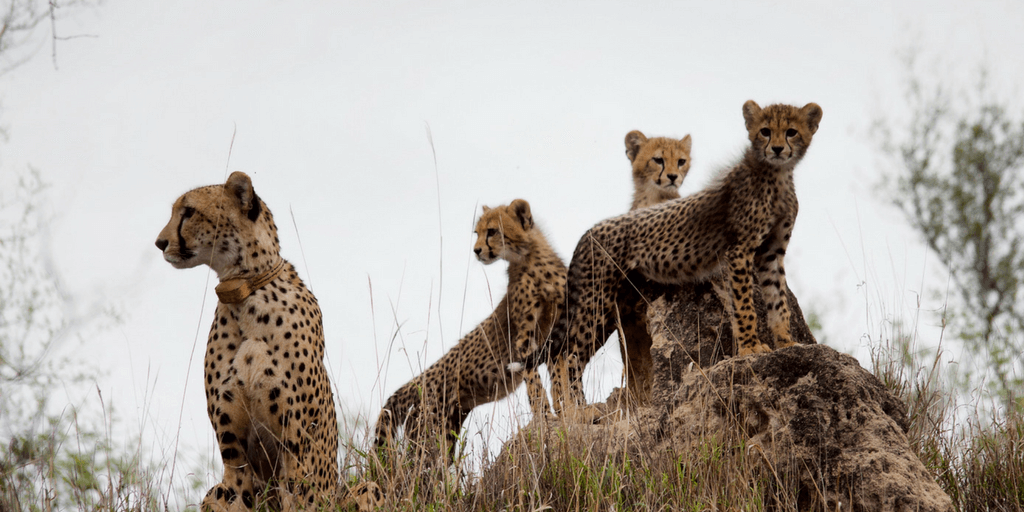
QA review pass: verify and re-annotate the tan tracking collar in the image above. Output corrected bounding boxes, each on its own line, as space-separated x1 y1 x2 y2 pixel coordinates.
215 260 286 304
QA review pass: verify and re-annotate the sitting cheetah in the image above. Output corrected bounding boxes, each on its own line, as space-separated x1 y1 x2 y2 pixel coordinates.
155 172 339 511
519 101 823 414
374 199 566 458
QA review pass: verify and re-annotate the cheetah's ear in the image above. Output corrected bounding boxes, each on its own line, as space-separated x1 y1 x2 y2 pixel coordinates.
742 100 762 132
680 134 692 154
509 199 533 231
225 171 261 221
481 205 491 213
801 103 823 134
624 130 647 162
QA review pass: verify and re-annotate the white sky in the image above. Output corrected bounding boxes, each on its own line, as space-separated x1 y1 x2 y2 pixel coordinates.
2 0 1023 505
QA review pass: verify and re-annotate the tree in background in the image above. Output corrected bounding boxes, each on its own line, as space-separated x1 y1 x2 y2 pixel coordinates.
876 54 1024 412
0 170 160 510
0 2 177 509
0 0 100 76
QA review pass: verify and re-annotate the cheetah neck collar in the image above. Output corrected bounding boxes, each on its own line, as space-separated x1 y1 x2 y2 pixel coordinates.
215 259 286 304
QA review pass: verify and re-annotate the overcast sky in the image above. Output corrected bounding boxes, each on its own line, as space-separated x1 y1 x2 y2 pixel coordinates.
2 0 1023 504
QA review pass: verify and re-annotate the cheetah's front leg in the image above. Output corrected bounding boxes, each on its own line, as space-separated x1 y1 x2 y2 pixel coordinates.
202 347 262 511
233 339 325 507
523 369 553 417
727 249 771 356
755 234 796 349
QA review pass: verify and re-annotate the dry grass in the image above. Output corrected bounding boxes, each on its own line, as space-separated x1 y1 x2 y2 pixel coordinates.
5 332 1022 511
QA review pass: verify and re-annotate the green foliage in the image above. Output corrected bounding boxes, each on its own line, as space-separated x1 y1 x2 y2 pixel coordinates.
871 327 1024 511
0 170 163 511
876 56 1024 410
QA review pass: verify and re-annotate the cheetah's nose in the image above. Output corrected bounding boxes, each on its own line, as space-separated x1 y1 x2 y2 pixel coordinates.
667 173 679 184
155 239 169 251
474 247 483 256
771 146 784 156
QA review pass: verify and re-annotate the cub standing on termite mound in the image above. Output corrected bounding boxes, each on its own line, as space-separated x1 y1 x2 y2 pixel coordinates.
155 172 341 511
374 199 567 459
517 101 823 416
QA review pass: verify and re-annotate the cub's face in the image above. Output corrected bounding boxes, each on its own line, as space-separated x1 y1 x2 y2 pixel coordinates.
625 131 692 193
473 200 533 265
742 101 823 168
155 172 265 274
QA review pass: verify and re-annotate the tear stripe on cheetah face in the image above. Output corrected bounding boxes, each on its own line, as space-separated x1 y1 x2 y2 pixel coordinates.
521 101 822 416
625 130 692 211
375 199 567 459
155 172 339 511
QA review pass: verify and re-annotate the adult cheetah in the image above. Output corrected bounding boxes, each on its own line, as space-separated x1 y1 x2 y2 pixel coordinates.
156 172 339 510
519 101 823 414
374 199 566 459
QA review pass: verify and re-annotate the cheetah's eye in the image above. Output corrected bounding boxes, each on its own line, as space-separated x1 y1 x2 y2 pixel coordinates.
786 128 798 137
678 159 686 167
486 228 497 237
760 128 771 137
182 207 195 219
652 157 664 166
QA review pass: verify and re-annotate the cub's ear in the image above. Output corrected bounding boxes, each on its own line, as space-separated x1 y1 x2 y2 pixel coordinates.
481 205 491 213
509 199 533 230
742 100 762 132
624 130 647 162
801 103 823 134
226 171 261 221
680 134 692 154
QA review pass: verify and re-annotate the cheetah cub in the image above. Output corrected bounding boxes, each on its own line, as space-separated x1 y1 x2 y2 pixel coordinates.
375 199 566 459
626 130 692 210
519 101 822 412
597 130 693 411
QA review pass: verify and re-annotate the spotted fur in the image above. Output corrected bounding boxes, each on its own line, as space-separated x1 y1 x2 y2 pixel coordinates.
374 199 566 457
156 172 338 510
526 101 822 415
338 481 384 511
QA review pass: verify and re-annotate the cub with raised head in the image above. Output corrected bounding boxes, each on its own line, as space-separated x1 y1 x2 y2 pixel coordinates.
155 172 338 511
625 130 692 210
521 101 822 415
374 199 566 458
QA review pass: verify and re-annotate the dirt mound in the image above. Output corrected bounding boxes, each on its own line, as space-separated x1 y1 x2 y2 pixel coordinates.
492 280 953 511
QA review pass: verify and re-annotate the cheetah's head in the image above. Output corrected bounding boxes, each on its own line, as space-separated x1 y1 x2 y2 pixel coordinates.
155 172 278 278
625 130 692 195
473 199 534 265
742 100 822 169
